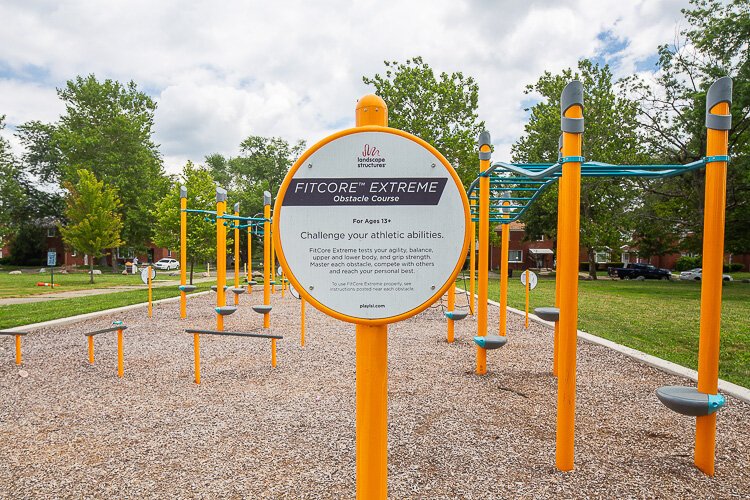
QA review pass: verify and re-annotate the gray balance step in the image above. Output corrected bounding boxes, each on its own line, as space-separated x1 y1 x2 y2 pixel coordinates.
656 386 725 416
251 305 273 314
210 285 229 292
179 284 197 292
231 287 246 294
534 306 560 322
473 334 507 350
444 310 469 321
215 306 238 316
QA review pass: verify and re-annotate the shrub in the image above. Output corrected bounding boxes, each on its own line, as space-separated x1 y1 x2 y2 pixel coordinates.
726 263 744 272
675 256 701 272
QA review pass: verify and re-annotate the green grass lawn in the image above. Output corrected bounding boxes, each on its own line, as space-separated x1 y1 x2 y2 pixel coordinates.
0 283 213 330
466 275 750 388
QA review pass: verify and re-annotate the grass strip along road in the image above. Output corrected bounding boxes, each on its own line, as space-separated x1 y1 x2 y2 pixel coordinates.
467 275 750 389
0 283 212 330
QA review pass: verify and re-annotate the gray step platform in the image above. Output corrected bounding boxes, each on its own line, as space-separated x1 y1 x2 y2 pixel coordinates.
215 306 238 316
656 386 726 416
252 305 273 314
247 280 258 285
534 306 560 322
231 287 246 294
179 284 197 292
186 328 282 340
444 311 468 321
473 334 507 350
210 285 229 292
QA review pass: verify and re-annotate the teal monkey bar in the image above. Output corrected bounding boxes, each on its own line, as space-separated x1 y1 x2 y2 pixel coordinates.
467 155 730 224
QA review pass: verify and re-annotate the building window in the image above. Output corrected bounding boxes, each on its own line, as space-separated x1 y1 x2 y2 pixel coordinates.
47 227 56 237
595 250 611 263
167 249 172 257
622 252 630 264
508 250 522 262
71 249 77 257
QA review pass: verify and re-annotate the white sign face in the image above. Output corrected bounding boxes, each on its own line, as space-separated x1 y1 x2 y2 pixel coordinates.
140 267 156 284
276 130 468 321
520 270 538 290
47 252 57 267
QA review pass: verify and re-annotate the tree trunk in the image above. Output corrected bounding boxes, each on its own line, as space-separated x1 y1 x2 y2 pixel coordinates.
190 260 194 285
110 248 118 274
588 248 598 280
89 258 95 284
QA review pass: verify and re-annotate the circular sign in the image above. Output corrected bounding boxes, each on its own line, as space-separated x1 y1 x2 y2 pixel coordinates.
520 270 538 290
140 267 156 285
274 127 470 325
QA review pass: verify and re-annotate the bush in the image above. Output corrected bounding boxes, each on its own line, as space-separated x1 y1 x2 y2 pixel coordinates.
8 225 46 266
725 263 744 272
675 256 701 272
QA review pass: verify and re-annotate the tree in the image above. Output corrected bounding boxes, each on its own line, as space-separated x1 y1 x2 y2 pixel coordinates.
512 60 645 278
52 75 168 268
363 57 485 188
60 170 123 283
0 116 24 243
622 0 750 255
152 162 218 284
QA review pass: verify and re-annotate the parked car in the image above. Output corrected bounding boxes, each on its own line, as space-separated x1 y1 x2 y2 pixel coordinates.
607 262 672 280
154 258 179 271
679 268 732 282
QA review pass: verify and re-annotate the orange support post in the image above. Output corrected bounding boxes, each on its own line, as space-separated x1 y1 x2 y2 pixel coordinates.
447 282 456 343
117 328 124 378
525 269 530 329
263 195 271 329
476 131 491 375
193 333 201 384
553 135 564 377
15 335 22 365
234 203 240 306
88 336 94 364
180 187 187 319
216 188 228 331
247 226 253 294
695 77 732 476
555 81 583 472
469 198 476 315
147 265 153 318
498 203 510 337
271 224 276 295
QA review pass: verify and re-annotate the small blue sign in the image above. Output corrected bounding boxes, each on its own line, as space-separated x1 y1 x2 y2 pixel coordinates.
47 251 57 267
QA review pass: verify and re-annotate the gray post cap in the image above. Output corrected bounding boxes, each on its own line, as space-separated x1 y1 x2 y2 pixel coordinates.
561 80 584 133
233 202 240 212
180 186 187 198
706 76 732 131
216 187 228 203
478 131 492 160
263 191 272 206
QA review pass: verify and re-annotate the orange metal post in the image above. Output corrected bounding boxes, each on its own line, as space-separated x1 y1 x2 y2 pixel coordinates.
271 225 276 295
15 335 21 365
695 78 731 476
87 336 94 364
555 81 583 472
147 265 153 318
498 203 510 336
469 198 476 315
447 282 456 343
525 269 530 329
193 333 201 384
476 132 491 375
216 188 227 331
263 198 271 329
554 164 564 377
251 226 253 295
356 323 388 499
180 187 187 319
301 298 306 347
117 328 124 378
234 203 240 306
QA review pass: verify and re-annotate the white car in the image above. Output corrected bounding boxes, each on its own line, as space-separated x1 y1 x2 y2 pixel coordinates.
154 258 179 271
679 268 732 282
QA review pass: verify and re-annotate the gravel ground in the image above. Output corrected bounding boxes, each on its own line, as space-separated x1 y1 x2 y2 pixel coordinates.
1 290 749 498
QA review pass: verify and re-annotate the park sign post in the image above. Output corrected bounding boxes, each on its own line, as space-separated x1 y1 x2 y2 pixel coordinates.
273 95 470 499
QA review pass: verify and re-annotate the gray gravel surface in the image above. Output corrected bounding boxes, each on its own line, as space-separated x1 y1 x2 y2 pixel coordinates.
1 291 749 498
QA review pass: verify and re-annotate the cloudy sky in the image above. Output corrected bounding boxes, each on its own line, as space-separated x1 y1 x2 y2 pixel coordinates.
0 0 691 174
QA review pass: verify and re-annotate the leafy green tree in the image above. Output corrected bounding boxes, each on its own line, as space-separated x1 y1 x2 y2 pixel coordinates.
0 116 25 243
49 75 168 268
60 170 123 283
363 57 485 187
152 162 218 284
512 60 644 278
622 0 750 255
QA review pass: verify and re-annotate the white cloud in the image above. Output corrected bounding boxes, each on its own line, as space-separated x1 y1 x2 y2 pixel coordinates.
0 0 691 174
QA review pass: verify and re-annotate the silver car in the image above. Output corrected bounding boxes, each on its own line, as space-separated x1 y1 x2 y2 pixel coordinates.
679 268 732 282
154 258 180 271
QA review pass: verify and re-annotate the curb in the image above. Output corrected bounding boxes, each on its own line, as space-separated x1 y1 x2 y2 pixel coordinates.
458 287 750 403
3 291 212 332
